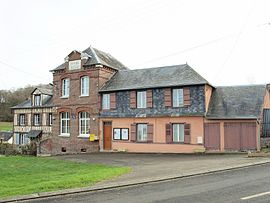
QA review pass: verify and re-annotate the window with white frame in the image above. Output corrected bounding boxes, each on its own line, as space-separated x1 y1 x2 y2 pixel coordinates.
137 124 147 142
60 112 70 135
19 114 26 126
33 114 41 126
79 112 90 136
173 89 184 107
62 78 70 97
137 91 146 108
81 76 89 96
34 95 41 106
102 94 110 110
15 133 30 145
172 124 184 142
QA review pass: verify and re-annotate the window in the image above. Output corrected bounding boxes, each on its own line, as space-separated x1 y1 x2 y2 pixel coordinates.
137 124 147 142
33 114 41 126
15 133 30 145
173 89 184 107
113 128 129 140
172 124 184 142
79 112 90 136
60 112 70 135
19 114 26 126
102 94 110 110
48 113 53 126
62 78 70 97
81 76 89 96
137 91 146 108
34 95 41 106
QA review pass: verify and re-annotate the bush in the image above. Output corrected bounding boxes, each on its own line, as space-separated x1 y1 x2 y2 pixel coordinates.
0 143 18 155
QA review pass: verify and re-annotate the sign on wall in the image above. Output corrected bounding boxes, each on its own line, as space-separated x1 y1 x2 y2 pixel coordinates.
69 60 81 70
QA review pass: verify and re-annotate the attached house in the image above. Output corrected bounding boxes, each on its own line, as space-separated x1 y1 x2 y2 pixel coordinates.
99 64 213 153
11 85 55 151
49 46 128 154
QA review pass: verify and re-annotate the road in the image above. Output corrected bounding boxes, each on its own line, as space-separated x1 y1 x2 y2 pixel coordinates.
25 163 270 203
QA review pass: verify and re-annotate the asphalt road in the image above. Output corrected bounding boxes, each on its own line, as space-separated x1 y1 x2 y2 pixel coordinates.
24 163 270 203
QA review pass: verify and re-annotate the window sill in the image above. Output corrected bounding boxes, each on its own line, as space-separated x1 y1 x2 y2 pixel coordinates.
79 95 89 98
58 134 70 137
77 134 89 138
60 96 69 99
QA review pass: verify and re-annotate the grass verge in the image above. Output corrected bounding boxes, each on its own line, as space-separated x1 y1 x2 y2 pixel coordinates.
0 156 130 199
0 122 12 131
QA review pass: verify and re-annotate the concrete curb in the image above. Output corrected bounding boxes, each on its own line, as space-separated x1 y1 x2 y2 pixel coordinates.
2 159 270 203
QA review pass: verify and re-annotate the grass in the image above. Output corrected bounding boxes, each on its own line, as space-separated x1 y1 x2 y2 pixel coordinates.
0 156 130 199
0 122 12 131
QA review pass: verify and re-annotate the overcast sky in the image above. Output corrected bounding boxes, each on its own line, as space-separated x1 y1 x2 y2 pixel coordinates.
1 0 270 90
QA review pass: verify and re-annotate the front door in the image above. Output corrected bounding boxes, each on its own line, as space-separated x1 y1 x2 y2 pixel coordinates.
103 121 112 150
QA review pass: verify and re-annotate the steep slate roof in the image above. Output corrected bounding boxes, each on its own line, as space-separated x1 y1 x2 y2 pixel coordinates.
32 84 53 95
100 64 209 92
11 96 53 109
206 85 266 119
52 46 127 71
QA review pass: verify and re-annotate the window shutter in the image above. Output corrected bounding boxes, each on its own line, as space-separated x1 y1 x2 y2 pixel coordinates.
46 113 50 126
164 88 172 107
184 87 191 106
98 94 102 110
40 114 42 126
110 93 116 109
147 124 153 142
130 124 137 142
17 115 20 126
184 123 191 144
146 90 153 108
130 91 136 108
166 123 173 143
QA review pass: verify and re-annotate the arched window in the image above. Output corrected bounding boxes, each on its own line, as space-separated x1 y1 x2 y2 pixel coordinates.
79 112 90 136
80 76 89 96
60 112 70 136
62 78 70 97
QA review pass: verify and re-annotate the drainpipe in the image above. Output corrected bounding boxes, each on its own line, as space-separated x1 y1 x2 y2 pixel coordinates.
257 118 261 151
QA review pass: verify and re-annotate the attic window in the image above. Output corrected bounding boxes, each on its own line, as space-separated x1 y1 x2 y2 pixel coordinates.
69 60 81 70
34 95 41 106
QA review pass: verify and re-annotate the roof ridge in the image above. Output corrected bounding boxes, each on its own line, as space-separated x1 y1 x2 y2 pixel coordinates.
88 46 100 64
119 64 187 72
216 84 266 88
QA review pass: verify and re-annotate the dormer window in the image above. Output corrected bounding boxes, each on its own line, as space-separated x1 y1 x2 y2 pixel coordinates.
34 95 41 106
69 60 81 70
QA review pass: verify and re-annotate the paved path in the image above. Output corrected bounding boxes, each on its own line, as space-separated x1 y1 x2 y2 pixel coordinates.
26 163 270 203
55 153 270 188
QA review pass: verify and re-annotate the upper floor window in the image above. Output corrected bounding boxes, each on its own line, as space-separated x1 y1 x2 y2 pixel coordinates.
62 78 70 97
19 114 26 126
173 89 184 107
137 91 146 108
137 124 147 142
102 94 110 110
172 124 184 142
81 76 89 96
60 112 70 135
48 113 53 126
33 114 41 126
79 112 90 136
34 94 41 106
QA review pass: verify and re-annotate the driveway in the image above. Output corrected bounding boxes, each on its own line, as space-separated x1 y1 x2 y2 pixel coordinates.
55 153 270 188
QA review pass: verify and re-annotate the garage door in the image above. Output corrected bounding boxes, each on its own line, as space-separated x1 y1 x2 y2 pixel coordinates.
224 122 256 151
204 123 220 150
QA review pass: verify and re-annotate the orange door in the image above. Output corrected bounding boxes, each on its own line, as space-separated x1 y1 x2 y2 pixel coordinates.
103 122 112 150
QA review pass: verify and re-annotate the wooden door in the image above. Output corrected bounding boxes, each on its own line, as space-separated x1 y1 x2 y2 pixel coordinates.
204 123 220 150
103 121 112 150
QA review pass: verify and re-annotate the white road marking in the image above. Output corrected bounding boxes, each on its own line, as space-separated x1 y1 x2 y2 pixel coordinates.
241 191 270 200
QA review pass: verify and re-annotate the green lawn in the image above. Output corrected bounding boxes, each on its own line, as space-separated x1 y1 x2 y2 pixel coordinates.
0 156 130 199
0 122 12 131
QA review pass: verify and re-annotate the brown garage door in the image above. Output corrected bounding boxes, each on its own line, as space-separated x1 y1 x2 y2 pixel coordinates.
224 122 256 151
204 123 220 150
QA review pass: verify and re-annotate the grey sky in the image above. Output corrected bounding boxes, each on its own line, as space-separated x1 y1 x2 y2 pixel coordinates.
0 0 269 90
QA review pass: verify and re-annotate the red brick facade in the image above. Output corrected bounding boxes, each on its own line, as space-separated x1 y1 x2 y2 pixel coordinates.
48 51 116 154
